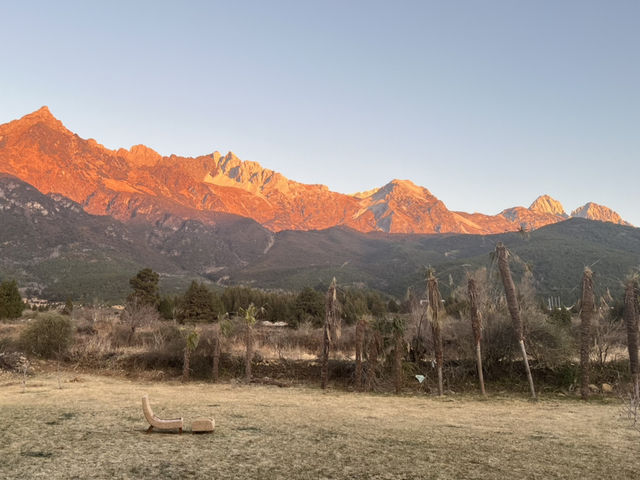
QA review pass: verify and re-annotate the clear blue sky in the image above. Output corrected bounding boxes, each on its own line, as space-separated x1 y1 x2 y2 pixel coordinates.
1 1 638 224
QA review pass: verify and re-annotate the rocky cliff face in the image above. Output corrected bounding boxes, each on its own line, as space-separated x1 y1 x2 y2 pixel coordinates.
0 107 631 233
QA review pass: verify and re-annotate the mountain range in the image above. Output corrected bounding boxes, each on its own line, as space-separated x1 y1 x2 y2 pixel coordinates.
0 107 637 302
0 107 630 235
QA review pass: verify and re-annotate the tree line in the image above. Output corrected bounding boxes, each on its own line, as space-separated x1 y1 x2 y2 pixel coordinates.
120 268 403 327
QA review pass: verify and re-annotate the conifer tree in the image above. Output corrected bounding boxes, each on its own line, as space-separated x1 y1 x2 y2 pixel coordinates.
0 280 24 319
127 268 160 307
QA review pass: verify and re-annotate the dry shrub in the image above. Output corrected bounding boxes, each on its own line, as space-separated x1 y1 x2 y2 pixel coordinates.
442 316 474 361
122 322 187 373
19 314 74 359
250 322 356 360
0 335 16 353
75 319 96 336
592 294 626 366
108 324 132 349
119 300 160 345
70 333 113 364
151 322 184 352
481 309 572 370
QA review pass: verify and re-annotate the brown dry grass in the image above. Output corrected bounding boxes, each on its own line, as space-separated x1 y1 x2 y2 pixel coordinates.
0 371 638 480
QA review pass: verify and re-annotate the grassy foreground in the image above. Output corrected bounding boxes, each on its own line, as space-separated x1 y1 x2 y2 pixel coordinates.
0 372 637 480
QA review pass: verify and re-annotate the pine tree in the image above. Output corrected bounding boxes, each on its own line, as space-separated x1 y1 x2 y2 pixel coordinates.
0 280 24 319
179 281 217 323
158 296 175 321
62 297 73 316
128 268 160 307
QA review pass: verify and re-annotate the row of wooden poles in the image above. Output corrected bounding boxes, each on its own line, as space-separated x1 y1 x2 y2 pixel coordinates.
319 242 640 400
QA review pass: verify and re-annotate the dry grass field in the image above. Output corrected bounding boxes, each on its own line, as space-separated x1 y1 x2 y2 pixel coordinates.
0 372 638 480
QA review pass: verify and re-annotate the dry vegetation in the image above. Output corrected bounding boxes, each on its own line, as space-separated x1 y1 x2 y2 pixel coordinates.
2 261 638 478
0 372 638 480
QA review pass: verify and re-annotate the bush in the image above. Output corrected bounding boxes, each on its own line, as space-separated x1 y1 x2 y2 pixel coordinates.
481 310 573 370
20 315 74 358
548 307 572 328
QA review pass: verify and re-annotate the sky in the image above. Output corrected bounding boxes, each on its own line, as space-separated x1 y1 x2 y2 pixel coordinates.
1 1 639 224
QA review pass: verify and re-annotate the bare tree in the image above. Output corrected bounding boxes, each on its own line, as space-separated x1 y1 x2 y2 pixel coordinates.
393 316 405 394
365 327 382 392
120 298 159 345
240 304 260 383
355 314 369 391
321 278 341 390
468 277 486 396
495 242 536 400
407 288 428 363
580 267 595 400
182 329 199 383
594 293 624 367
427 270 444 396
206 323 222 383
623 278 639 399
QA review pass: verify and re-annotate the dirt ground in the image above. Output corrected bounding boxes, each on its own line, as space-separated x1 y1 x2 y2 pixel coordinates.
0 371 638 480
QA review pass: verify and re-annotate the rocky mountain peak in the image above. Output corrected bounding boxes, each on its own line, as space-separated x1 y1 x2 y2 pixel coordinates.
119 144 162 166
0 108 634 235
0 106 67 135
529 195 567 217
570 203 629 225
367 179 433 200
29 105 55 119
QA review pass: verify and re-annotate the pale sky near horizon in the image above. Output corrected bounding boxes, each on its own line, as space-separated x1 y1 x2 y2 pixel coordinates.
1 1 639 225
